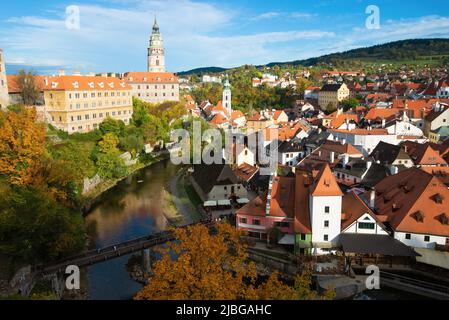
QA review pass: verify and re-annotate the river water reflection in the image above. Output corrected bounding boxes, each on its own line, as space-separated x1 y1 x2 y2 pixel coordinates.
84 160 178 300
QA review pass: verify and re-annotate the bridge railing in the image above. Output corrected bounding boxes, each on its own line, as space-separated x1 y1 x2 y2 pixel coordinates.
33 219 216 274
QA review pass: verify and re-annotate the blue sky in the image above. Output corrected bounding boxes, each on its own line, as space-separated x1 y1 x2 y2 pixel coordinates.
1 0 449 74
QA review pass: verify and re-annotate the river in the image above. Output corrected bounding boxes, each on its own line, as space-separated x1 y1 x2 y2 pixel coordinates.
84 159 179 300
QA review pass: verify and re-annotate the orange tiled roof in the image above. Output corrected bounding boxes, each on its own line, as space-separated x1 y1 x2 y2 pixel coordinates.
324 111 358 129
7 75 46 93
310 164 344 197
43 75 131 91
123 72 178 83
209 113 229 125
236 194 267 217
402 141 447 166
294 172 312 234
370 168 449 237
268 176 295 218
364 108 401 121
341 191 386 231
330 128 389 135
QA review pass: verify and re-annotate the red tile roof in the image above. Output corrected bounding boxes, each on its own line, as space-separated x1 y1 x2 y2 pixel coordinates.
370 168 449 237
43 75 131 91
7 75 46 93
341 191 386 231
310 164 344 197
123 72 178 83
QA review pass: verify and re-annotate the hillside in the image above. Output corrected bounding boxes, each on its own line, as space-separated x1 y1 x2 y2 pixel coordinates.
178 38 449 75
177 66 228 76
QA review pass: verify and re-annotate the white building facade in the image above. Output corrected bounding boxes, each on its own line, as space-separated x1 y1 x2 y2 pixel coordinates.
147 18 165 73
0 49 9 109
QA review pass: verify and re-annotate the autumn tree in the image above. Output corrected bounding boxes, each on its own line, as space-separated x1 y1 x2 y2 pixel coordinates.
0 106 46 186
16 70 41 106
95 133 128 179
134 223 335 300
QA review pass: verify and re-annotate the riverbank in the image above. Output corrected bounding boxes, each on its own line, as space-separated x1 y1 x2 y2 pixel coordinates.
167 168 204 225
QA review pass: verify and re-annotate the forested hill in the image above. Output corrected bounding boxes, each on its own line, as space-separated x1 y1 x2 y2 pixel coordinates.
178 38 449 75
267 38 449 67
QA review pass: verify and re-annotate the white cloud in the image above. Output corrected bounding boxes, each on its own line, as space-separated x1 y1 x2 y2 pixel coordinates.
251 12 281 21
1 1 448 73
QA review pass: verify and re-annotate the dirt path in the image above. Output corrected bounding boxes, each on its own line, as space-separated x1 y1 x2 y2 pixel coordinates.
167 169 198 225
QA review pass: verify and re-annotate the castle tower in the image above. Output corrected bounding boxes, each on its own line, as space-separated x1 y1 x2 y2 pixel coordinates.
223 76 232 114
147 17 166 72
0 49 9 110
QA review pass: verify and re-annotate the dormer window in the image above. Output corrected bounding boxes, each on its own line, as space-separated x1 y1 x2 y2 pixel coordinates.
411 210 425 223
437 213 449 226
432 193 444 204
88 82 94 89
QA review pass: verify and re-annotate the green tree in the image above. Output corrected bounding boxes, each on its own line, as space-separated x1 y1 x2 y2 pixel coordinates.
95 133 128 179
16 70 41 105
99 117 126 137
340 98 360 111
0 185 85 263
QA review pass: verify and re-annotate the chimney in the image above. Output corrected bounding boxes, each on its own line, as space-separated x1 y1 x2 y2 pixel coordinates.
342 138 346 145
318 150 322 157
330 151 335 163
343 154 349 166
381 119 386 128
366 160 372 170
369 189 376 210
101 72 108 78
390 166 398 175
58 69 65 77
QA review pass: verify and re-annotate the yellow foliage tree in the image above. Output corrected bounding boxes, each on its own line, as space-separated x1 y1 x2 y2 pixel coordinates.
134 223 335 300
0 107 46 186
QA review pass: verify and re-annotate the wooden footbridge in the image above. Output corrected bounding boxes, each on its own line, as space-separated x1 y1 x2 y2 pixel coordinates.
33 220 215 276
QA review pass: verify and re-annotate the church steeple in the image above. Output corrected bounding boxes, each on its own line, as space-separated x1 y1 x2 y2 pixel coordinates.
152 16 159 33
147 16 165 72
223 75 232 113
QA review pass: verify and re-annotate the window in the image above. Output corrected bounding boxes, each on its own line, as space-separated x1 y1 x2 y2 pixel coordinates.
275 222 290 228
325 206 330 214
405 233 411 240
253 219 261 226
424 235 430 242
324 220 329 228
324 235 329 241
239 218 247 224
300 234 306 241
358 222 375 230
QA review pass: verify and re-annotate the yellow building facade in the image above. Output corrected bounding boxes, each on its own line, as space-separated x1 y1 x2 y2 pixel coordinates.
318 83 350 110
44 76 133 134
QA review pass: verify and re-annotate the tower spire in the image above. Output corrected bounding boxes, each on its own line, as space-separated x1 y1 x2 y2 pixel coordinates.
147 14 165 72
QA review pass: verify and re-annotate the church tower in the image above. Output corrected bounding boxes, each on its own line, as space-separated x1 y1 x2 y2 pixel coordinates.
223 76 232 114
147 17 165 72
